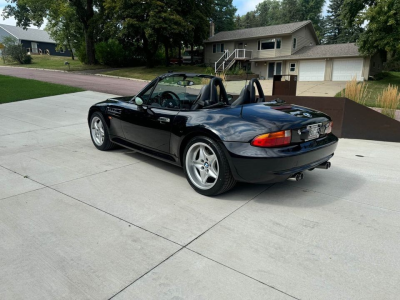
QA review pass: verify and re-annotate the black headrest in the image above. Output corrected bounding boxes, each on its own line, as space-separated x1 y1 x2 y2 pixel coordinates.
191 84 212 110
191 77 228 109
231 86 250 106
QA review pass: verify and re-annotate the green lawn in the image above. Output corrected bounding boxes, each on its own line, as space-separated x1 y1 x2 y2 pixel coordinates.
0 55 106 72
0 75 84 104
336 72 400 109
102 65 211 81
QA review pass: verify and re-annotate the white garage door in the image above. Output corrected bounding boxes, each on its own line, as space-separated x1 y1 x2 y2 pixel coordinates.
299 60 326 81
332 58 363 81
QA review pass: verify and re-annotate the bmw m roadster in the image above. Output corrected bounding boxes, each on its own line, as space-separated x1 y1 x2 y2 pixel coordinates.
88 73 338 196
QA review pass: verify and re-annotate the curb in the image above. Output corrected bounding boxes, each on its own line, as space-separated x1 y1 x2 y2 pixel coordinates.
0 65 151 83
94 73 150 82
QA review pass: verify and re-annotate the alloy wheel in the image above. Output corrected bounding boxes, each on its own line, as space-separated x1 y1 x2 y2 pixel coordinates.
185 142 219 190
91 116 105 146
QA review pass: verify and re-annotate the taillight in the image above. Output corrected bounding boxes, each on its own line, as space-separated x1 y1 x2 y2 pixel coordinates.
251 130 291 147
325 121 333 134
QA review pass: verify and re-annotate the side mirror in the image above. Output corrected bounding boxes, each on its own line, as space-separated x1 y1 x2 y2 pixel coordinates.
135 97 144 106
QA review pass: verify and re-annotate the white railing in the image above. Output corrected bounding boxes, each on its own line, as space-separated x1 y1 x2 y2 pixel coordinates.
214 50 229 73
214 49 253 73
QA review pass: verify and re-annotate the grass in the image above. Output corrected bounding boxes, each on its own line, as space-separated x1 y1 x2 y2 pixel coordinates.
102 65 211 81
377 84 400 118
336 72 400 109
0 75 83 104
0 55 106 72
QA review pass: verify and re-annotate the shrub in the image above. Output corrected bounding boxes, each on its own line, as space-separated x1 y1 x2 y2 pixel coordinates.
377 84 400 119
373 72 390 81
341 77 369 105
95 39 125 67
75 42 88 64
1 36 32 65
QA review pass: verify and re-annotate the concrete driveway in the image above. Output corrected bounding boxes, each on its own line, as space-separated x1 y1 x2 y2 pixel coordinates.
225 80 346 96
0 66 346 97
1 91 399 299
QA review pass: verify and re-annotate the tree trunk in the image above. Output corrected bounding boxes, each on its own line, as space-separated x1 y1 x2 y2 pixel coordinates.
84 28 95 65
164 42 169 66
191 44 194 64
85 0 95 65
178 44 181 66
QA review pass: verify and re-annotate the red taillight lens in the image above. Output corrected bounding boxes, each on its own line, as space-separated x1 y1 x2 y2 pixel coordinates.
325 121 333 134
251 130 291 147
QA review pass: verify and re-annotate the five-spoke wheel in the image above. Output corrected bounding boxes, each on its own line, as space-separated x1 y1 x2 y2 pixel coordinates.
89 112 116 151
91 116 105 146
183 136 236 196
186 142 219 190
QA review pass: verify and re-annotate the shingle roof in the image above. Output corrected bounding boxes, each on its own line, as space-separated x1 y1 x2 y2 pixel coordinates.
206 21 312 43
0 24 55 43
250 43 362 61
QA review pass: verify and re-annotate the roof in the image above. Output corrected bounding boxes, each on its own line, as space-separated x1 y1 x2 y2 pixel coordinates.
250 43 362 61
205 21 313 43
0 24 55 43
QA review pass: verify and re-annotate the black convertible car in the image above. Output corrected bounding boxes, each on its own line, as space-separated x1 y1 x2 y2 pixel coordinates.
88 73 338 196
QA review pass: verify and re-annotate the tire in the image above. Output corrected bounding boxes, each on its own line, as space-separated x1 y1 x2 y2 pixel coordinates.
183 136 236 196
89 112 116 151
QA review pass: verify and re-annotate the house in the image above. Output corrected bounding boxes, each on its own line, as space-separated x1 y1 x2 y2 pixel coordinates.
204 21 384 81
0 24 71 57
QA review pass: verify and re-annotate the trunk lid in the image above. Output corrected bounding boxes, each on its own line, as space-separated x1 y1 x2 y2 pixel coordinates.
241 102 332 140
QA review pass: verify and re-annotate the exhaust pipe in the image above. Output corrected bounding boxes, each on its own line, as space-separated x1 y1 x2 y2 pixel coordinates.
289 172 304 181
315 161 331 170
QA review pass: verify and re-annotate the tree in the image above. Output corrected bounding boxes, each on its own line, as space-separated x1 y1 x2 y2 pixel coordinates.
0 36 32 64
280 0 300 24
45 2 82 60
255 0 282 26
104 0 192 67
212 0 237 33
2 0 101 64
323 0 362 44
298 0 325 39
342 0 400 59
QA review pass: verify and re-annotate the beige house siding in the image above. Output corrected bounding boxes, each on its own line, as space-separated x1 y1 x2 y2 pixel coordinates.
285 60 299 76
275 36 292 57
324 59 333 81
291 25 317 54
204 41 235 66
362 56 370 79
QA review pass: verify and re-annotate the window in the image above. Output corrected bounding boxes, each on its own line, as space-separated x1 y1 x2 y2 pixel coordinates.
290 63 296 72
259 39 275 50
276 39 281 49
293 38 297 49
212 43 224 53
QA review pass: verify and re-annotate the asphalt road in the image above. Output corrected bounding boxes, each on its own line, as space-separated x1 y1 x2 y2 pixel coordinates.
0 66 147 96
1 91 399 299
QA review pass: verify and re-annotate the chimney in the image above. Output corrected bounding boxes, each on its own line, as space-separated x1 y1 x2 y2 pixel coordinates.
210 21 215 37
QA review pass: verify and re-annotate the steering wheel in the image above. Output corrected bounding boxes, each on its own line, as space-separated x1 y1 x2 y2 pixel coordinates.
161 91 180 108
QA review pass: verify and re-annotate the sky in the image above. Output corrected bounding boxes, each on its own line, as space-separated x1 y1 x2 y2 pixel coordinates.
1 0 329 28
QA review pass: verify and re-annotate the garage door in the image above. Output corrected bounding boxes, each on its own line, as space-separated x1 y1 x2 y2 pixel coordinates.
299 60 326 81
332 58 363 81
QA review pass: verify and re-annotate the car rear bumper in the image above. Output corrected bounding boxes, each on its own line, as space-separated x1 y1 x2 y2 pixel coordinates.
222 134 338 183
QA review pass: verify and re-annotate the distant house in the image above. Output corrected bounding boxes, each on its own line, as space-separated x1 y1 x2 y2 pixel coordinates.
0 24 71 57
205 21 384 81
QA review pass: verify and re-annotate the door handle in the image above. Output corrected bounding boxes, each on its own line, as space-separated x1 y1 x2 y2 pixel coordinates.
158 117 170 123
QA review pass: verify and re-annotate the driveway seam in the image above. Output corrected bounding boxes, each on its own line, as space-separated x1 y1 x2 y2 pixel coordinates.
187 249 300 300
184 184 274 248
107 247 185 300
